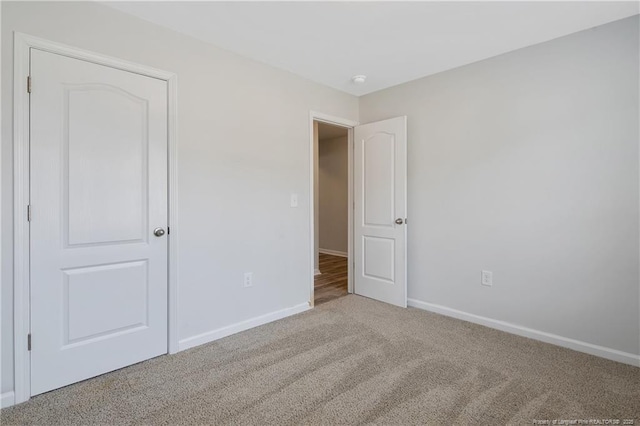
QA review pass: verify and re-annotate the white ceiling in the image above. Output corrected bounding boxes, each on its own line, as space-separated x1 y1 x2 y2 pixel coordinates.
106 1 639 96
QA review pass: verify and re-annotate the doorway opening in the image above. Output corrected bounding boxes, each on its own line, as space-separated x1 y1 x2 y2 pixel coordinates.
308 112 407 308
314 121 350 305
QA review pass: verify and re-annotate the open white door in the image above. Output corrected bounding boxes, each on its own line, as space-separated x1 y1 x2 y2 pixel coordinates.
354 116 407 307
29 49 169 395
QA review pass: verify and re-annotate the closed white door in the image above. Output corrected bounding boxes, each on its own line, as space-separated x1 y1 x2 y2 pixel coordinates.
30 49 168 395
354 117 407 307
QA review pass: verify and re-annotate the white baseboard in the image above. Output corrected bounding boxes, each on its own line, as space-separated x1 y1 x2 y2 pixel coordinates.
407 299 640 367
178 302 311 352
314 269 321 276
319 248 348 258
1 391 15 408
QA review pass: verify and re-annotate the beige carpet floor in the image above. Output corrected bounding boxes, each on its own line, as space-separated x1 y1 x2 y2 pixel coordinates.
2 295 638 425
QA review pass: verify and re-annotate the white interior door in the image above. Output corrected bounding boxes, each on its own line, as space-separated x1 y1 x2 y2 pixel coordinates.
30 49 168 395
354 117 407 307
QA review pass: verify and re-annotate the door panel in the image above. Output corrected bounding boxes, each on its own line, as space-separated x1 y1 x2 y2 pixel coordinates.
363 236 395 282
30 48 168 395
63 261 149 345
363 133 395 227
354 117 407 307
65 84 149 246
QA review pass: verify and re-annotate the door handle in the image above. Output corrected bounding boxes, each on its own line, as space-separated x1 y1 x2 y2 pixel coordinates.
395 218 404 225
153 227 166 237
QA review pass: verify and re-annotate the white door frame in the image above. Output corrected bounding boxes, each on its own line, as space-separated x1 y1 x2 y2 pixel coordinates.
12 32 179 405
308 111 359 306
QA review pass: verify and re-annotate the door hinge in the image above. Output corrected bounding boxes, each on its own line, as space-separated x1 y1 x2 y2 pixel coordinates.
27 76 31 94
27 204 31 222
27 334 31 351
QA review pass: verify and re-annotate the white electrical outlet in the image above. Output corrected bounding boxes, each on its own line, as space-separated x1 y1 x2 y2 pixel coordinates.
243 272 253 287
481 270 493 287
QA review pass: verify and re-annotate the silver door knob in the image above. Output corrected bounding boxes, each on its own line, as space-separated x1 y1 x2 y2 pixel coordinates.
153 227 165 237
395 218 404 225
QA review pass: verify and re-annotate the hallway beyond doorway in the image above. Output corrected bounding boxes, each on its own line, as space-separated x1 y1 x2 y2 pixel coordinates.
314 253 348 305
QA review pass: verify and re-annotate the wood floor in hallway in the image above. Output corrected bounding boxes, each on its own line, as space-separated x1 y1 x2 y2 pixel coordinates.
314 253 348 305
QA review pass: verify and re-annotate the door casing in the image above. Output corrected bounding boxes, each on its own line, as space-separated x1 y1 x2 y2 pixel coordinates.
309 112 359 306
12 32 179 405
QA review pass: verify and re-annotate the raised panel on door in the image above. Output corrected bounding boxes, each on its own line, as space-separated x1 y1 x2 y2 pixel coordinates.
363 236 395 283
30 48 168 395
354 117 407 307
363 133 395 228
63 261 149 346
65 84 149 247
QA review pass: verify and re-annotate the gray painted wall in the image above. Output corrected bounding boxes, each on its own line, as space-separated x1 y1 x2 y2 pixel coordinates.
1 1 358 394
319 136 349 254
359 16 640 356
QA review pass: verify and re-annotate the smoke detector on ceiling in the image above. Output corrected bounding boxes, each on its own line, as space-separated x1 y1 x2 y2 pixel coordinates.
351 75 367 84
